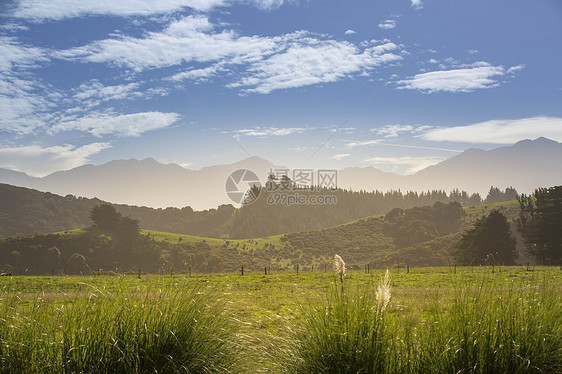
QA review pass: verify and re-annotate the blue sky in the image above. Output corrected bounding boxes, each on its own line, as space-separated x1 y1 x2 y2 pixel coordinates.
1 0 561 177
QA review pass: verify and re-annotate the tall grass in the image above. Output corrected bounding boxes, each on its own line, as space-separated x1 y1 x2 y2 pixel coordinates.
0 282 241 373
285 273 394 374
283 274 562 374
1 272 561 373
415 278 562 374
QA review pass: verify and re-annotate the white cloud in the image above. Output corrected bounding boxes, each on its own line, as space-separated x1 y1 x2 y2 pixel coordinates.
507 65 525 74
344 139 382 148
420 116 562 144
231 37 402 94
329 153 350 160
372 124 414 137
169 64 225 82
10 0 227 21
0 37 52 134
0 37 48 72
245 0 288 11
378 20 396 30
344 29 356 35
49 111 181 137
397 62 519 93
234 126 311 137
55 17 403 94
364 156 444 174
72 80 143 108
411 0 423 9
55 15 277 71
0 143 110 177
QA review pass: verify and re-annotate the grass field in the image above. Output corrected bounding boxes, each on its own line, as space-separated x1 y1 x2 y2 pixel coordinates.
1 266 561 373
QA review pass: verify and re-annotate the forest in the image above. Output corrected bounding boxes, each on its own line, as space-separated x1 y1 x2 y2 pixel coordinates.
0 182 518 239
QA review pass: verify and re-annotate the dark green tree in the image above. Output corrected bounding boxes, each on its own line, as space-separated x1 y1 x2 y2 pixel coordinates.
517 186 562 265
456 209 517 265
485 186 503 204
114 216 140 244
89 204 121 230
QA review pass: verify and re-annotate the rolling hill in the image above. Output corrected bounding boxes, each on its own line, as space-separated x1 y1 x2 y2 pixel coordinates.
0 199 525 275
0 182 520 239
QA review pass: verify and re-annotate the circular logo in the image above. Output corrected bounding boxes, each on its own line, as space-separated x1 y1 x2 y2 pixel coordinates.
225 169 262 205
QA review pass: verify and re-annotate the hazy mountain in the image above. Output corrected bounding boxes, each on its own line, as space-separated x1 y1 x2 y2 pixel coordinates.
408 137 562 194
338 137 562 195
0 156 280 211
1 138 560 210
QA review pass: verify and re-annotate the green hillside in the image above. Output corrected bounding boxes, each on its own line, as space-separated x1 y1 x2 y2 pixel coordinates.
0 199 524 276
0 182 520 240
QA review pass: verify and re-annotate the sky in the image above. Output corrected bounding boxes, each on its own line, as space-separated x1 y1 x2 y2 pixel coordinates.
1 0 562 177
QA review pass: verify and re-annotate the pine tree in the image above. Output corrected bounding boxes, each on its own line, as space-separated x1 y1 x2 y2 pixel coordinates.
456 210 517 265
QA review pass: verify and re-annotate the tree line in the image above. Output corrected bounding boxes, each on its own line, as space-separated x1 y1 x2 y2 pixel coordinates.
1 182 519 240
455 186 562 266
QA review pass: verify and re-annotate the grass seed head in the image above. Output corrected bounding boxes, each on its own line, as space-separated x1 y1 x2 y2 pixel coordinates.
334 254 346 280
376 269 391 313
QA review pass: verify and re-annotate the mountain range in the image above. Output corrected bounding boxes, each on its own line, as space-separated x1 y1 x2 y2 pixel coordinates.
1 137 560 210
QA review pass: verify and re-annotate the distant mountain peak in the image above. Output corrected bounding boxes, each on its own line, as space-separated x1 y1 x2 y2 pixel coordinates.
514 137 559 146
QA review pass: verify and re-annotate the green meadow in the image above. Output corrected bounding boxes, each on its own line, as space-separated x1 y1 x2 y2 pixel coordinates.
1 266 561 373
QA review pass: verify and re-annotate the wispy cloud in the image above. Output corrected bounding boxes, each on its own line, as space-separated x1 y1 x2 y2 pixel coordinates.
364 156 444 174
55 16 403 94
344 138 462 152
420 116 562 144
54 15 275 71
10 0 228 21
0 143 110 177
49 111 181 137
344 139 382 149
372 124 414 137
230 38 402 94
397 62 521 93
0 37 52 134
344 29 356 35
71 80 144 110
411 0 423 9
329 153 350 160
378 20 396 30
169 64 225 82
234 126 311 137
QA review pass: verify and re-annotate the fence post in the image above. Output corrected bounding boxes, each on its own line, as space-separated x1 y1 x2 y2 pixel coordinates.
397 264 400 273
138 268 141 279
296 264 299 275
367 264 370 274
241 265 244 276
407 265 410 274
265 267 267 275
